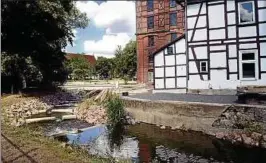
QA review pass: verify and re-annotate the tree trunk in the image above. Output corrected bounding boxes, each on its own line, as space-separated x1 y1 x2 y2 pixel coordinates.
20 73 27 89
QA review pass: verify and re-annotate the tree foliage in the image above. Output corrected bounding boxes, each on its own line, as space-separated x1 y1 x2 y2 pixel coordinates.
1 0 88 90
66 57 92 80
95 57 113 79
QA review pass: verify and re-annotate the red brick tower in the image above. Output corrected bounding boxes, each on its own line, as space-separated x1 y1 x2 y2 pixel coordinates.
136 0 185 84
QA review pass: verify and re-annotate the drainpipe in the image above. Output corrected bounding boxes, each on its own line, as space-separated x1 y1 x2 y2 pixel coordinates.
184 0 189 94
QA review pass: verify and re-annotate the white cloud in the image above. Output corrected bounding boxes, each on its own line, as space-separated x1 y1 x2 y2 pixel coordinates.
240 4 253 22
75 1 136 56
84 33 131 55
75 1 136 35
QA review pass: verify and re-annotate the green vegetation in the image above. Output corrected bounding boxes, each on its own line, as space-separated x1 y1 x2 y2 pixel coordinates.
1 0 88 91
106 96 125 126
66 57 94 80
95 41 137 82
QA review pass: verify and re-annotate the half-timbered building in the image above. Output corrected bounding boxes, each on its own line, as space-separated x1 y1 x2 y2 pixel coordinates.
153 0 266 94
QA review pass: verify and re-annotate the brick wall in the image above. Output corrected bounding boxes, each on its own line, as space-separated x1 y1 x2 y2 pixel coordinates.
136 0 185 83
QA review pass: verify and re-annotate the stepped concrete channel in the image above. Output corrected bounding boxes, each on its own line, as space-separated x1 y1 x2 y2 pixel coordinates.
28 90 92 136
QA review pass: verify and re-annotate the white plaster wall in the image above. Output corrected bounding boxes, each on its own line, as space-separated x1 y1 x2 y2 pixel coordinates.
194 29 207 41
197 16 207 28
259 9 266 22
177 77 187 87
176 55 186 65
165 67 175 77
187 17 196 29
229 45 237 58
188 74 266 89
209 29 225 40
155 79 164 89
165 55 175 66
239 26 257 38
187 4 200 16
175 38 185 53
259 23 266 36
154 52 164 66
176 66 186 76
194 46 207 59
155 68 164 78
153 89 186 94
210 45 226 51
189 61 197 73
228 26 236 38
210 52 226 68
261 43 266 56
261 58 266 71
200 3 206 14
208 4 225 28
258 1 266 8
188 30 193 41
226 0 235 11
227 12 236 25
239 43 257 49
166 78 175 88
229 59 237 72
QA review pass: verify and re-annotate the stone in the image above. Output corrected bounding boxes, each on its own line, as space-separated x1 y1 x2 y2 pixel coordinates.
160 126 166 129
215 132 224 139
242 134 253 145
251 132 262 141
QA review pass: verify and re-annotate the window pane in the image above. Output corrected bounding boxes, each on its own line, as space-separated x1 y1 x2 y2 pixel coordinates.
171 33 177 41
200 62 207 72
242 53 255 60
242 63 255 78
239 2 254 23
147 0 153 11
170 13 177 26
170 0 176 8
147 16 154 29
148 36 154 47
167 47 173 54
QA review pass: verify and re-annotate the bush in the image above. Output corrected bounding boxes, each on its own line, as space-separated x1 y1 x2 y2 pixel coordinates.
106 96 125 126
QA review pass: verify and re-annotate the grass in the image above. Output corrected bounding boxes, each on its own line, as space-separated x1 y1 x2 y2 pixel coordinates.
1 94 130 163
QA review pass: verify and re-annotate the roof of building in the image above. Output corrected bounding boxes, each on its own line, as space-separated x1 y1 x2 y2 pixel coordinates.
152 34 185 57
65 53 96 65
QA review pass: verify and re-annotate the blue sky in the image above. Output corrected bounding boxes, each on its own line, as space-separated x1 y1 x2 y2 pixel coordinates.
65 1 136 58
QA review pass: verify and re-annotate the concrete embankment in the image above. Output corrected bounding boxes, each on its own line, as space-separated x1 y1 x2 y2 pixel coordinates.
121 96 266 147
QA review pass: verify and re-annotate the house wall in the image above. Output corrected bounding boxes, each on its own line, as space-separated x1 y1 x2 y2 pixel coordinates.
153 37 187 93
187 0 266 91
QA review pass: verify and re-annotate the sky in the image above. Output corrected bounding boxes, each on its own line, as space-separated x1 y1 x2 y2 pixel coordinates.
64 1 136 58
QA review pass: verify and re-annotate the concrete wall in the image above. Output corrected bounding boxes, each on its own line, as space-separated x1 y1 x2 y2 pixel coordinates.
122 97 266 134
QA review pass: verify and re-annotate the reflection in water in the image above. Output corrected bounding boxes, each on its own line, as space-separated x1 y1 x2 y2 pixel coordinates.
58 123 266 163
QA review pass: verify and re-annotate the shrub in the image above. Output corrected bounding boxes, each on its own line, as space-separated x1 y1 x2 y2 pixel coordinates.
106 96 125 126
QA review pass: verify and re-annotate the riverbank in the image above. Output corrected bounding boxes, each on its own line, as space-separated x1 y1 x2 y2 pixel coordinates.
122 96 266 148
1 93 127 163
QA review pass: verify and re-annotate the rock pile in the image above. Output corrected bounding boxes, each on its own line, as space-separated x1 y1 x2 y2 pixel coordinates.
215 131 266 148
75 104 107 125
6 99 53 126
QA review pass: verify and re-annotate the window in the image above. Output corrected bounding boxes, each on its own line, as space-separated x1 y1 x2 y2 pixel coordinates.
148 36 154 47
147 16 154 29
240 50 258 80
170 13 177 26
238 1 255 24
167 47 173 54
200 61 208 72
147 0 153 12
170 0 176 8
171 33 177 41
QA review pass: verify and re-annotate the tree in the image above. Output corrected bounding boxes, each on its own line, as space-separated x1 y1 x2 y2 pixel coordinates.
1 0 88 90
66 57 92 80
114 41 137 82
95 57 113 79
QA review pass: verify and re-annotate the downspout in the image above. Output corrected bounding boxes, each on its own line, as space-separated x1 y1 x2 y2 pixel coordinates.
185 0 189 94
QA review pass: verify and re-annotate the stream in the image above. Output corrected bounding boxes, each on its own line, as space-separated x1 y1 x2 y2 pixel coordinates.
33 121 266 163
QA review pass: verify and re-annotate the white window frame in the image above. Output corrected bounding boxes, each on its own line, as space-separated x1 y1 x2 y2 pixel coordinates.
239 50 258 81
238 1 256 25
200 61 208 73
